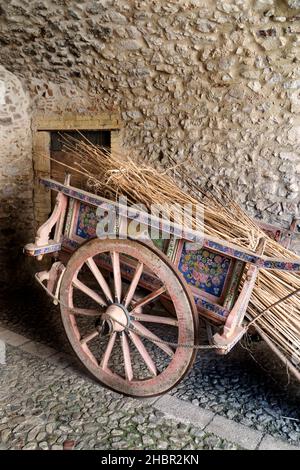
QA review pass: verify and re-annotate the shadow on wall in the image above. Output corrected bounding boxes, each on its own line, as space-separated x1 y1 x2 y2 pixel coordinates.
0 66 34 288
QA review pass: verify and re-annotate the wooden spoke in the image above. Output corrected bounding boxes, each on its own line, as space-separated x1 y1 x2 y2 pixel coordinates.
80 330 99 345
130 286 166 312
70 308 101 317
72 278 107 306
131 320 174 357
81 344 98 367
111 252 122 302
100 332 117 370
128 331 157 376
121 332 133 381
123 262 144 308
130 313 178 327
86 257 113 303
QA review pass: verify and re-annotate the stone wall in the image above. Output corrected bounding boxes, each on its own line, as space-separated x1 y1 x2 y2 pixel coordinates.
0 65 33 284
0 0 300 244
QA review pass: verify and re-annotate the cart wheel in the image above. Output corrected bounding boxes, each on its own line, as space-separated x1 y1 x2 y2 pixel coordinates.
60 238 198 397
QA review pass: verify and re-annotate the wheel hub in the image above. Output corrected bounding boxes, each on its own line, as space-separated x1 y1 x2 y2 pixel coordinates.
103 303 130 332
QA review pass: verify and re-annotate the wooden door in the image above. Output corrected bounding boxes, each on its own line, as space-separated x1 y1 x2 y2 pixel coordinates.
50 130 110 206
50 130 110 184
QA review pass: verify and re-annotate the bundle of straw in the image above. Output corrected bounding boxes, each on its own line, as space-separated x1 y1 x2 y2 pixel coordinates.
52 135 300 378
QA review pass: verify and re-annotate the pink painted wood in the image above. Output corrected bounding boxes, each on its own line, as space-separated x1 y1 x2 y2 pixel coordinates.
121 332 133 381
131 320 174 357
80 330 99 345
213 238 266 351
131 313 178 327
100 332 117 371
128 330 157 377
72 278 107 307
71 308 100 317
130 287 166 312
86 257 113 303
111 251 122 302
123 262 144 308
35 192 68 247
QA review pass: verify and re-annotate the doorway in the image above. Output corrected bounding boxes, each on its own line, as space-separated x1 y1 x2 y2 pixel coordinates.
50 130 110 206
32 112 121 228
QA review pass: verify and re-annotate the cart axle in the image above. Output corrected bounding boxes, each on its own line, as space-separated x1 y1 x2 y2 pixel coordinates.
103 303 130 333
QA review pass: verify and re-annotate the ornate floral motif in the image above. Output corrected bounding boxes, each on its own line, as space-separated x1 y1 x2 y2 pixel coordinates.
194 296 228 317
75 203 97 239
179 244 231 297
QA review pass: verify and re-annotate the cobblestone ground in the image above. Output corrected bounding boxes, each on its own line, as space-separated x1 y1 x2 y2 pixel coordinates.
0 345 240 450
0 284 299 447
172 347 300 445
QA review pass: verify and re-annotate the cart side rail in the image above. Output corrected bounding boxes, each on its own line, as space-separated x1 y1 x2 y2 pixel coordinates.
26 177 300 272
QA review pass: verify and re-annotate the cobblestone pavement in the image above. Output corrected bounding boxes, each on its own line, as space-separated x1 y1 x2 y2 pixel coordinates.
171 341 300 444
0 284 300 448
0 345 241 450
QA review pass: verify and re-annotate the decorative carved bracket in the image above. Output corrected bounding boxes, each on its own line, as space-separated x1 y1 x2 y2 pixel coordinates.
24 175 70 260
213 237 266 354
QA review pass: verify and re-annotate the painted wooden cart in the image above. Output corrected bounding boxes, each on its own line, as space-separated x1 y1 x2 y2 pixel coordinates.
24 175 300 396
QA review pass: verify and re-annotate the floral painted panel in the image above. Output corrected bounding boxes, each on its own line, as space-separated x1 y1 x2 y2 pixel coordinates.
179 243 231 297
75 203 97 239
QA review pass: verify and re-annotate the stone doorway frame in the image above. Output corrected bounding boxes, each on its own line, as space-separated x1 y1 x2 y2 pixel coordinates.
32 112 121 228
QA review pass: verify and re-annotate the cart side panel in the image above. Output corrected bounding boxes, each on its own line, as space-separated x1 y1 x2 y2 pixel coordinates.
173 240 244 320
64 200 97 243
177 241 232 299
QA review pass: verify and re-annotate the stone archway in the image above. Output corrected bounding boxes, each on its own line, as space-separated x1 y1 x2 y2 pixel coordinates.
0 66 33 285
